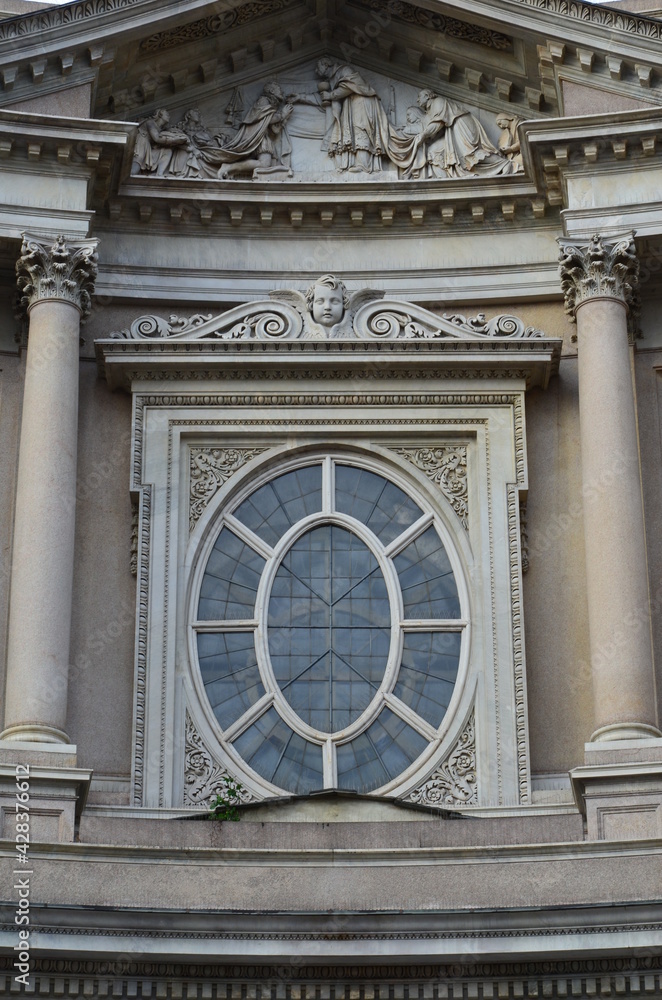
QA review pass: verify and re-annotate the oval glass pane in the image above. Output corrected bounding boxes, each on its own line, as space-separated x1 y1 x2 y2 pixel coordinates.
268 524 390 733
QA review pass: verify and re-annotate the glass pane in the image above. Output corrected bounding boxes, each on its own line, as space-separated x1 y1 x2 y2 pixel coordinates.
394 526 460 619
268 525 390 733
198 529 265 620
233 466 323 547
198 632 265 731
394 632 461 728
232 707 323 795
335 465 423 545
336 708 428 793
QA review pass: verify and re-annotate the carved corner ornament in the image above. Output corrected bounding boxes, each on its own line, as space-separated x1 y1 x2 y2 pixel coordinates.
395 446 468 529
16 234 98 318
408 712 477 808
184 713 254 807
558 232 640 341
190 447 266 531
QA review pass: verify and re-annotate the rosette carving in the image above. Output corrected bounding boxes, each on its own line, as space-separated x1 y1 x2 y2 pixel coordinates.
16 234 98 318
395 446 468 529
409 712 477 807
184 713 254 807
558 232 640 338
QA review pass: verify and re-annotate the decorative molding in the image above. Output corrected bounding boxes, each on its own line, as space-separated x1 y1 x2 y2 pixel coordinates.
511 0 662 40
139 0 295 52
351 0 513 50
132 486 151 806
110 285 544 343
520 498 529 574
130 496 139 576
16 234 98 318
190 447 265 530
509 486 529 804
184 712 255 807
558 232 640 339
394 446 468 529
409 712 477 808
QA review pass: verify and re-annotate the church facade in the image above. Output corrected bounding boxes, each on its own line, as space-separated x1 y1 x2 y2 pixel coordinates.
1 0 662 996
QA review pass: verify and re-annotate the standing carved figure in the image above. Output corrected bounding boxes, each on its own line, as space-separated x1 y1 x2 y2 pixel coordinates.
496 113 524 173
290 59 392 173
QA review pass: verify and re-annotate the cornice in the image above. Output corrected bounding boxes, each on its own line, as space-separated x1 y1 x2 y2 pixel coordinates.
520 106 662 210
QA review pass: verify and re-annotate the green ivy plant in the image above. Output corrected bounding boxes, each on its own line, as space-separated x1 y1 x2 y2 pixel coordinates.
208 774 244 822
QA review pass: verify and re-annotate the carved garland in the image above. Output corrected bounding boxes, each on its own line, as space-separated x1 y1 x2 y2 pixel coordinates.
394 446 468 530
409 712 477 808
190 447 265 531
184 713 255 807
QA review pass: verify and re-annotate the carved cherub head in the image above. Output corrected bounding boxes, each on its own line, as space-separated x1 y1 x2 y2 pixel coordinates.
305 274 349 328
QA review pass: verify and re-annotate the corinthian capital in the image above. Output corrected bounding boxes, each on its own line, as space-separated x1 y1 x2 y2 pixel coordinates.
16 234 99 318
558 232 640 337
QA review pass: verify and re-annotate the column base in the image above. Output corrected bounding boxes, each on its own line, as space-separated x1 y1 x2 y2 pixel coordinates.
0 743 92 843
570 738 662 841
590 722 662 742
0 723 70 744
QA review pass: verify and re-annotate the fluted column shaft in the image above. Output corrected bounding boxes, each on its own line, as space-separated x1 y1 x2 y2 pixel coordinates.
560 232 660 742
1 235 98 744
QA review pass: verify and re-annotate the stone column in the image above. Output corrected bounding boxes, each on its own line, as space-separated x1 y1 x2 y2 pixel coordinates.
1 234 98 744
559 232 661 742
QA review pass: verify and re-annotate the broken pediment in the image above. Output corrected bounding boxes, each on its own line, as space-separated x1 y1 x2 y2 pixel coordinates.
127 60 525 183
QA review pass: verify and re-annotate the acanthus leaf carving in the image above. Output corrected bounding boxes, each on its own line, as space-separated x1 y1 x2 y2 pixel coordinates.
16 234 98 318
109 277 545 344
190 447 266 531
409 712 477 807
184 713 255 808
558 232 640 340
395 446 468 530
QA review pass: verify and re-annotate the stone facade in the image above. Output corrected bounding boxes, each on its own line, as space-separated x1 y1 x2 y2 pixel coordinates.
1 0 662 996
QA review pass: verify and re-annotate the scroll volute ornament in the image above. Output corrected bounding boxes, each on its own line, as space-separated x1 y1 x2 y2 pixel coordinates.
558 232 640 339
16 234 99 318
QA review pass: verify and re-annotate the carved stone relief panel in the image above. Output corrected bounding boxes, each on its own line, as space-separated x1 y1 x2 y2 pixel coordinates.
130 63 524 182
408 711 477 807
394 446 468 529
184 713 255 807
190 447 266 531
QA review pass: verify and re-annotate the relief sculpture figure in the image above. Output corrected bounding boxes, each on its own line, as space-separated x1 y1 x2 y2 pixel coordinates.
132 109 190 176
289 58 393 173
393 89 514 179
198 81 294 178
496 113 524 173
